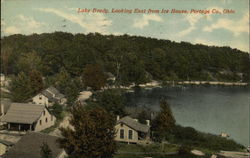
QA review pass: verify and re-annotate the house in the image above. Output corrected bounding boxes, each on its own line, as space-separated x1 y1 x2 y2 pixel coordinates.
115 116 150 144
32 86 67 107
2 132 67 158
0 139 14 156
1 103 56 131
0 99 12 125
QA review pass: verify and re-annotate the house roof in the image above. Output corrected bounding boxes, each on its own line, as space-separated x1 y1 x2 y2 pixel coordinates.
0 99 12 115
117 116 150 133
3 132 65 158
47 86 60 95
1 103 45 124
40 86 65 101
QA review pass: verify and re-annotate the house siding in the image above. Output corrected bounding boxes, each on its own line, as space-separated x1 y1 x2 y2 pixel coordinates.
34 108 56 131
32 94 50 107
115 123 138 143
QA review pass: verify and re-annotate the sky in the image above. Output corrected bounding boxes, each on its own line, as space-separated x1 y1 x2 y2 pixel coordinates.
1 0 249 52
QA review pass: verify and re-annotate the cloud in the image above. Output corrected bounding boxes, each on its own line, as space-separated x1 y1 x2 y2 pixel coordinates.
3 26 20 34
203 13 249 36
177 26 196 37
37 8 112 34
133 14 163 29
177 7 224 37
18 15 46 29
2 15 46 35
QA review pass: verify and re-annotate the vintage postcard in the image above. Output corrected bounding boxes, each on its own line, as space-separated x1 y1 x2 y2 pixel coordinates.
1 0 249 158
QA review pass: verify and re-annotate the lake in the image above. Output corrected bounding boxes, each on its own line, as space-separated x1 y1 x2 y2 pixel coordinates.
126 86 250 146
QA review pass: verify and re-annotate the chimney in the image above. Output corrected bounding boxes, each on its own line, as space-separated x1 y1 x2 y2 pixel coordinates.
146 120 150 126
116 115 120 121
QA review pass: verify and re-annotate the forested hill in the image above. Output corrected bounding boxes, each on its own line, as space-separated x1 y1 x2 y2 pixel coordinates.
1 32 250 85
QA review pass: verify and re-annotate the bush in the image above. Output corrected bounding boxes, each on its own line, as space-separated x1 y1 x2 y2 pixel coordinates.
48 103 63 120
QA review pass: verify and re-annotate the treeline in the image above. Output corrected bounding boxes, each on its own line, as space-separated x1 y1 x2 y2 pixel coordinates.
1 32 250 85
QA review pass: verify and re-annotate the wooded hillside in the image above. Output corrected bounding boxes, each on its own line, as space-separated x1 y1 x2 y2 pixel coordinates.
1 32 249 84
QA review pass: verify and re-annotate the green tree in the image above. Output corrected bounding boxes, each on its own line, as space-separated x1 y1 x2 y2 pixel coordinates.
138 109 148 125
59 105 117 158
94 89 125 116
151 100 176 141
83 64 107 90
16 51 43 74
55 67 71 94
64 81 79 106
29 69 44 94
40 142 52 158
48 103 63 120
10 72 32 102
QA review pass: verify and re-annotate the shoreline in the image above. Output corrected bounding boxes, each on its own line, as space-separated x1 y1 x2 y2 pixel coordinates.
139 80 249 88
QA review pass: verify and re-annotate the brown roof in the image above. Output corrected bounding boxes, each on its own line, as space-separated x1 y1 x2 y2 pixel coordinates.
3 132 65 158
117 116 150 133
1 103 45 124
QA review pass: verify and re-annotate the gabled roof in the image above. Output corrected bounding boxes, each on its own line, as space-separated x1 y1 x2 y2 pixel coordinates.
3 132 65 158
39 86 65 101
0 99 12 115
117 116 150 133
1 103 45 124
47 86 60 95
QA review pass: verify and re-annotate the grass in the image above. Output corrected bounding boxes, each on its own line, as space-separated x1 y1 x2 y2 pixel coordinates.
117 142 179 153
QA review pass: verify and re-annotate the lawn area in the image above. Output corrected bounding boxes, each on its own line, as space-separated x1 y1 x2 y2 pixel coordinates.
117 142 179 153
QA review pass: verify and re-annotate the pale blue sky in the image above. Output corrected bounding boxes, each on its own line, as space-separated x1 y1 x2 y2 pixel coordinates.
1 0 249 52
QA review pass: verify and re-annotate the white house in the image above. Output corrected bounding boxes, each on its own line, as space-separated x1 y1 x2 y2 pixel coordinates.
32 86 67 107
1 103 56 132
2 132 67 158
115 116 150 144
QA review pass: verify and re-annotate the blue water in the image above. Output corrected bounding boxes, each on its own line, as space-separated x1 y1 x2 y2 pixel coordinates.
126 86 250 146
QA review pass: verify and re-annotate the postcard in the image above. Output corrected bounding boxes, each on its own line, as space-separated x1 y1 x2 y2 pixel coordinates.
1 0 249 158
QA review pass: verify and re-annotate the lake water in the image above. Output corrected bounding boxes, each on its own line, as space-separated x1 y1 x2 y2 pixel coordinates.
126 86 250 146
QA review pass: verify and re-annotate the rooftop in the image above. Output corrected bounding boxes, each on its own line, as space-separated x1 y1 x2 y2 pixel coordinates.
117 116 150 133
3 132 64 158
1 103 45 124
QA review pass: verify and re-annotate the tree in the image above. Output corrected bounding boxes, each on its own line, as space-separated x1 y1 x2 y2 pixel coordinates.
138 109 148 125
16 51 43 74
151 100 176 141
10 72 33 102
40 142 52 158
59 105 117 158
83 64 107 90
94 89 125 116
55 67 71 94
29 69 44 94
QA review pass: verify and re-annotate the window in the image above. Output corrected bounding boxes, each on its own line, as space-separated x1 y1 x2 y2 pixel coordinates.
45 118 48 123
40 120 42 125
51 115 53 121
39 96 42 100
128 130 133 139
43 111 45 116
120 129 124 139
